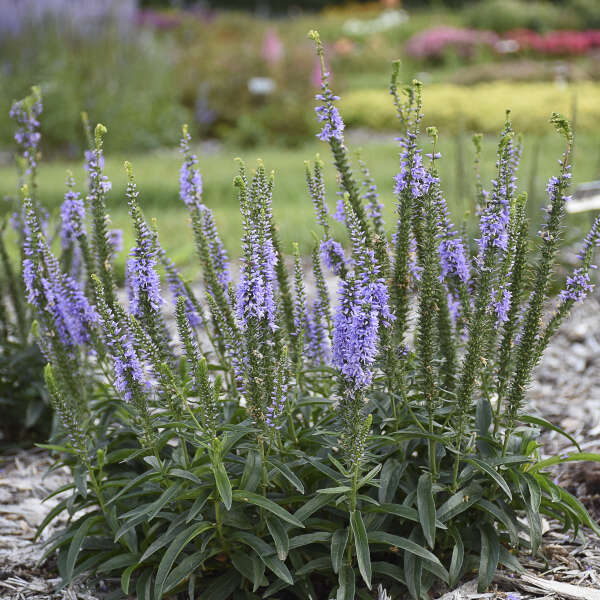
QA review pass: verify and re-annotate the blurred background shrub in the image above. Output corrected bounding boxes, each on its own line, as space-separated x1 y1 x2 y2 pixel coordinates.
0 0 599 269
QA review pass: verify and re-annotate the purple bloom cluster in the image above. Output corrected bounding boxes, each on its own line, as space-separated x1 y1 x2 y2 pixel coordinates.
305 300 330 365
447 292 461 323
408 235 422 283
23 201 97 347
477 132 520 257
9 90 42 175
85 148 112 195
202 208 231 289
492 284 512 324
315 75 345 142
237 177 278 332
101 308 146 402
163 256 203 328
359 160 384 230
265 365 288 429
108 228 123 256
320 238 347 276
546 166 572 206
60 176 86 248
394 135 435 199
332 272 391 389
576 216 600 262
436 192 470 285
126 197 163 317
307 162 329 230
179 127 203 210
559 268 593 303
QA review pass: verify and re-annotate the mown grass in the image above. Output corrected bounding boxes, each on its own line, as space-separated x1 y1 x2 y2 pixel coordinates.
1 130 598 275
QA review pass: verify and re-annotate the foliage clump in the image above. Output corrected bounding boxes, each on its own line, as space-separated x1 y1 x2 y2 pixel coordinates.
9 33 600 600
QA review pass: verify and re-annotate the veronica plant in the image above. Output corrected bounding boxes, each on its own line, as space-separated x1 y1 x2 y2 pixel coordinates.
25 33 600 600
0 87 50 442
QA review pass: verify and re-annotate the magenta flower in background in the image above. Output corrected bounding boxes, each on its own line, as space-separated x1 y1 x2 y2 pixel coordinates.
405 26 499 60
262 28 284 65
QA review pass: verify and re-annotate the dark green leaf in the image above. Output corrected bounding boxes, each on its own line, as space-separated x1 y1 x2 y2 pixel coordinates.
337 565 355 600
266 515 289 561
357 464 382 489
350 511 371 589
121 564 137 595
404 539 421 600
268 458 304 494
153 522 213 600
164 551 208 594
295 556 330 576
232 490 304 528
331 529 349 575
202 571 242 600
289 532 331 550
437 486 482 522
478 523 499 592
519 415 581 451
417 473 436 548
213 461 232 511
293 493 331 522
465 458 512 500
476 499 519 547
65 515 101 583
240 450 261 493
378 458 403 504
372 561 405 585
448 526 464 588
317 486 352 495
368 531 446 574
232 531 293 585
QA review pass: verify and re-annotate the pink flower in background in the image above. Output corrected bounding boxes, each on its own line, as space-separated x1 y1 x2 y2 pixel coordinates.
262 28 284 65
405 26 499 60
406 26 600 60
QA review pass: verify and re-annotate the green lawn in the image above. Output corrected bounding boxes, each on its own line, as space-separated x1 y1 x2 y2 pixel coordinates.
1 130 598 275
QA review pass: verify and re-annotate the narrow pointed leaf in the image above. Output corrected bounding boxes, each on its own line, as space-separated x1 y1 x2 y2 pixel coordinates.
232 490 304 528
417 472 436 548
337 565 355 600
266 515 289 561
331 529 349 575
350 510 371 589
213 461 232 510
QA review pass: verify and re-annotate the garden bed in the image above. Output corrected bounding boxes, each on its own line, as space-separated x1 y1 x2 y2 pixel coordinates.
2 291 600 600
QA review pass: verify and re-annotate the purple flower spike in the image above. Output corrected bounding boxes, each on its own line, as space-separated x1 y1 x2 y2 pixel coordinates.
314 74 345 143
559 268 593 303
320 238 347 276
179 127 203 210
10 89 42 175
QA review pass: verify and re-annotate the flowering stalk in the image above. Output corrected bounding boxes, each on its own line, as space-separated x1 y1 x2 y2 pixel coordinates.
452 120 523 485
309 30 371 244
494 197 529 427
176 297 219 439
10 86 42 196
357 151 385 236
391 75 426 345
235 162 282 431
124 162 172 365
504 114 573 449
0 221 28 342
87 124 116 309
91 275 154 448
534 214 600 365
